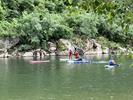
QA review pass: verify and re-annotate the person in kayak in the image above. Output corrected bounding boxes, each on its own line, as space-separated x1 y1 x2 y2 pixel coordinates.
109 58 118 66
109 59 115 65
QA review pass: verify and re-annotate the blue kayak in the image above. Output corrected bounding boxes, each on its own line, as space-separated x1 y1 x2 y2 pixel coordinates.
104 64 119 68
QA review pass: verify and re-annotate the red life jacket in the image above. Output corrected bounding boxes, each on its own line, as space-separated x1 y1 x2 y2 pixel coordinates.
75 51 79 59
69 50 72 55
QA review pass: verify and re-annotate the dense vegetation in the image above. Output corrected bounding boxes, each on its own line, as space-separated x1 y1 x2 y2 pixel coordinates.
0 0 133 50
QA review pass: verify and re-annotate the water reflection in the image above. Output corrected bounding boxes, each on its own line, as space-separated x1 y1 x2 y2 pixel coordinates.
105 67 116 75
0 55 132 100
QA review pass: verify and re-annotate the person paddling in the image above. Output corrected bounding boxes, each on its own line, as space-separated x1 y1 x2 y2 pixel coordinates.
109 59 115 65
74 50 82 61
109 58 118 66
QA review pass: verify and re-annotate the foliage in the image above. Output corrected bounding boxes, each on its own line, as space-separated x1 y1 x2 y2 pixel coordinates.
97 36 121 49
0 0 133 50
0 19 18 36
18 44 32 51
16 12 72 49
80 13 101 38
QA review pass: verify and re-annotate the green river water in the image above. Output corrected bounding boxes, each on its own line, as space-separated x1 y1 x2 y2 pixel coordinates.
0 55 132 100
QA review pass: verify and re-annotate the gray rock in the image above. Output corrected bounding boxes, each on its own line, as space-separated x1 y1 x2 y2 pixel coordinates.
84 39 103 54
0 37 19 49
23 52 33 57
48 42 56 53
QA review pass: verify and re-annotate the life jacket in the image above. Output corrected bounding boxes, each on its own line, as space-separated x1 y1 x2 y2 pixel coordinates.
75 51 79 59
109 60 114 65
69 50 72 55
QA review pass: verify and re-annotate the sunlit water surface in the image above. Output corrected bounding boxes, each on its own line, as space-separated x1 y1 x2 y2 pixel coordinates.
0 55 132 100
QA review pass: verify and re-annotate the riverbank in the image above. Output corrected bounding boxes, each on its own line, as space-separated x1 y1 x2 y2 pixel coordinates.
0 37 132 58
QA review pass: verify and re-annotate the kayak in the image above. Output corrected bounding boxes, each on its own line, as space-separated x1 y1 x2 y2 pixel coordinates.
92 61 108 64
30 60 50 64
104 64 119 68
67 60 91 64
60 58 108 64
60 58 69 62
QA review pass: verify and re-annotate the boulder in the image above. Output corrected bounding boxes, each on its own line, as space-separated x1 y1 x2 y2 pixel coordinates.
118 47 127 53
50 52 56 56
33 49 48 57
58 50 68 56
0 53 6 58
0 37 19 49
57 39 74 51
48 42 56 53
84 40 93 51
11 49 22 57
95 43 102 54
23 52 33 57
102 47 109 54
0 53 12 58
56 39 75 56
84 39 102 54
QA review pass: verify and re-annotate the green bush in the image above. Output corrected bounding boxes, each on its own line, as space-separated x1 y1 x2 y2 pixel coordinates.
0 0 133 51
18 44 32 51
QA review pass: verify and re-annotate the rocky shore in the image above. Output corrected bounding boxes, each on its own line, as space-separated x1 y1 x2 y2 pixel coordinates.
0 38 132 58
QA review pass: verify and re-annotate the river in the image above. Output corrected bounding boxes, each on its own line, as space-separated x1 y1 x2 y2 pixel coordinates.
0 55 132 100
